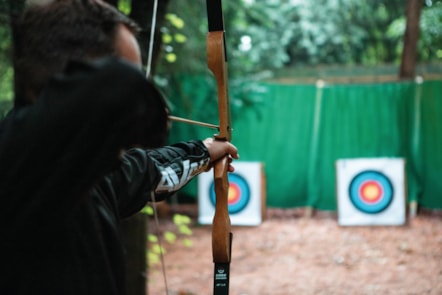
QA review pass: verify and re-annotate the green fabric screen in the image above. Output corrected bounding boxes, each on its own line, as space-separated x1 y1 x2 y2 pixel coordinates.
417 80 442 209
167 78 442 210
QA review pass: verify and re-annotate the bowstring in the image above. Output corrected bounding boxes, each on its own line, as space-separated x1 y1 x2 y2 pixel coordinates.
145 0 158 79
149 192 169 295
146 0 169 293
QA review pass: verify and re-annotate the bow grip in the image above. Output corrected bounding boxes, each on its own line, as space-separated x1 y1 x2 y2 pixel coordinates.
212 155 231 263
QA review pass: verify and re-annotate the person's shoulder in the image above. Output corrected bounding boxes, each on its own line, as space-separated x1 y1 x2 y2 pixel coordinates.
64 57 143 79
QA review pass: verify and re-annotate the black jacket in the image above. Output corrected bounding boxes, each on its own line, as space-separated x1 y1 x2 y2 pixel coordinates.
0 58 210 294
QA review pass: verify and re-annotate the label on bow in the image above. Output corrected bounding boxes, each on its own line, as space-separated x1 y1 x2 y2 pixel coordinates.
214 263 230 294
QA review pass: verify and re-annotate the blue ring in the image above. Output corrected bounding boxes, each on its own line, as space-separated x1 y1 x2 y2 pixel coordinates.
348 170 394 214
209 173 250 214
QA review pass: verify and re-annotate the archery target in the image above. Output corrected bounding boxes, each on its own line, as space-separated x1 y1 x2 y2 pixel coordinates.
209 173 251 214
336 158 406 226
198 162 265 226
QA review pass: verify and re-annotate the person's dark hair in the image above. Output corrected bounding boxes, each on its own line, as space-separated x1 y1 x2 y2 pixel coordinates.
13 0 139 107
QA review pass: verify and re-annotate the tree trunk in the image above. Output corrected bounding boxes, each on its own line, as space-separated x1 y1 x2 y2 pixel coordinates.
121 213 148 295
104 1 170 294
399 0 422 79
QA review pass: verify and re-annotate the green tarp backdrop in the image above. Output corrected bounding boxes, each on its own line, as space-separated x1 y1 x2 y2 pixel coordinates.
167 78 442 210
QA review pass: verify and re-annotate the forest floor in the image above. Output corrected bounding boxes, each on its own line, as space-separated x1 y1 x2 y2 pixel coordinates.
147 205 442 295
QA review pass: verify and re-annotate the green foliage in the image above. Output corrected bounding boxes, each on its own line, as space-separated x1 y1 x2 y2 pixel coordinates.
154 0 270 125
151 0 442 125
161 13 187 63
117 0 131 15
0 0 26 115
415 2 442 61
140 205 154 215
0 8 13 110
142 205 194 266
237 0 405 67
157 0 441 74
387 2 442 62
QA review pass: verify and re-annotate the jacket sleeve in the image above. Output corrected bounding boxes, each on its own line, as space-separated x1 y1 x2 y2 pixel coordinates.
108 140 210 218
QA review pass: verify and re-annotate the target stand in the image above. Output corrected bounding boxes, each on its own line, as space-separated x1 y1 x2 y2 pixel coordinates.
336 158 406 226
198 162 266 226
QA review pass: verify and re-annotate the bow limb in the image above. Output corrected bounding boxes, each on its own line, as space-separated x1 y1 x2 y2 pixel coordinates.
207 31 231 142
206 0 232 294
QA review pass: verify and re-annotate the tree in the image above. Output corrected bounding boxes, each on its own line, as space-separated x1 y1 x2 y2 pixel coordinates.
103 2 170 295
399 0 423 79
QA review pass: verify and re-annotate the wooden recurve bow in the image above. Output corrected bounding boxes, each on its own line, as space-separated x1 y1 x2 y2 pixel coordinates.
206 0 232 294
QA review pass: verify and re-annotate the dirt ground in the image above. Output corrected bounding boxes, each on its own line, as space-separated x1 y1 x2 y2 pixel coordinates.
147 206 442 295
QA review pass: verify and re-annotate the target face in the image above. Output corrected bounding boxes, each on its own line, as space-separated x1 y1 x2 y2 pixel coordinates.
209 173 250 214
336 158 406 226
198 161 264 226
348 170 394 214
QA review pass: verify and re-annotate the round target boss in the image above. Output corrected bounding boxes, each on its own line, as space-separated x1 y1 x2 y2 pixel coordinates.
348 170 394 214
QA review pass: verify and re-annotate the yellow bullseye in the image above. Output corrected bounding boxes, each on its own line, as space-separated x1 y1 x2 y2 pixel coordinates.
362 184 380 200
228 184 240 204
360 181 382 203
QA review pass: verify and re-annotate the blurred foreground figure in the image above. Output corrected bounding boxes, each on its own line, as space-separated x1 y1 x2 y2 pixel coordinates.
0 1 238 294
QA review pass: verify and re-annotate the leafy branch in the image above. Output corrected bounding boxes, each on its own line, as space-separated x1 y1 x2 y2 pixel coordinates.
141 205 194 266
